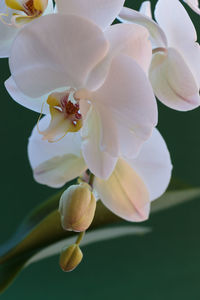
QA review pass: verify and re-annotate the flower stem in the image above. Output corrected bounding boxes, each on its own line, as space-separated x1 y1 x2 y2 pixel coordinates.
75 231 85 246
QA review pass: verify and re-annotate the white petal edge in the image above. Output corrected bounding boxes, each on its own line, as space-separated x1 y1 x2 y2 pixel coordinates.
28 115 87 187
155 0 197 45
0 3 19 58
118 6 167 48
155 0 200 85
55 0 125 30
127 128 172 201
183 0 200 14
5 76 50 114
150 48 200 111
94 158 150 222
139 1 152 18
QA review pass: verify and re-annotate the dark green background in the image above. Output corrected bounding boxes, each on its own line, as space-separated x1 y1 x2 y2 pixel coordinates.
1 0 200 299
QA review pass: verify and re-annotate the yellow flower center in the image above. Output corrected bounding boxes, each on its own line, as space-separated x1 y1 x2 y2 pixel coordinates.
38 90 83 143
0 0 47 27
21 0 40 16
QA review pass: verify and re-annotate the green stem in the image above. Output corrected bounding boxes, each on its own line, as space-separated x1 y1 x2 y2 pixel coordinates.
75 231 85 246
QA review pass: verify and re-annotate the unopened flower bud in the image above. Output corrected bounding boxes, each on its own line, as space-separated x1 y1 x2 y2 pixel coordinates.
59 244 83 272
59 183 96 232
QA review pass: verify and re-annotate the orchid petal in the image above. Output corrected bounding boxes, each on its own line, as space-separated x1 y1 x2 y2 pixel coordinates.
5 76 49 114
155 0 200 85
5 0 23 10
155 0 197 45
0 25 18 58
11 14 41 27
183 0 200 14
90 54 158 158
81 106 118 180
139 1 152 18
104 23 152 74
28 116 87 187
150 48 200 111
94 159 150 222
0 2 18 58
127 128 172 201
86 23 152 90
9 14 109 97
0 0 54 58
55 0 125 30
118 6 167 48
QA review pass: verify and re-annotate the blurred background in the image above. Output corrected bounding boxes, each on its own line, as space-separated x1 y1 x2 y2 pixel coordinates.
0 0 200 299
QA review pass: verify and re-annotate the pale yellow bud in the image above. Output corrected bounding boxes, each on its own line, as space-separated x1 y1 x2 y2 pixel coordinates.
59 244 83 272
59 183 96 232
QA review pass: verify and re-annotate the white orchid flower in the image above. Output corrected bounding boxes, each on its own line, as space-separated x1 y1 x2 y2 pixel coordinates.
6 13 157 179
183 0 200 14
119 0 200 111
0 0 53 58
28 115 172 222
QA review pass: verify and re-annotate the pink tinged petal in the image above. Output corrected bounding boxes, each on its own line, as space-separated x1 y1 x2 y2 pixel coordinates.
81 107 118 180
155 0 197 46
94 159 150 222
33 154 86 188
9 14 109 98
150 48 200 111
155 0 200 84
183 0 200 14
180 42 200 87
5 76 49 114
55 0 125 30
28 115 87 187
118 6 167 48
139 1 152 18
127 128 172 201
90 54 158 159
86 23 152 90
105 23 152 74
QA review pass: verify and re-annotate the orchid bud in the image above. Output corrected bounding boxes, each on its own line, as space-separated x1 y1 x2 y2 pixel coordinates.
59 244 83 272
59 183 96 232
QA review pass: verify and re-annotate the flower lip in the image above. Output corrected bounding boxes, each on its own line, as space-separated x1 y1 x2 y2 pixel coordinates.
23 0 41 16
38 90 83 143
61 99 81 123
3 0 48 27
51 91 82 125
5 0 45 15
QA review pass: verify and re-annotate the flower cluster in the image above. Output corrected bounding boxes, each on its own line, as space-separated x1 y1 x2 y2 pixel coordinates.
1 0 199 224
